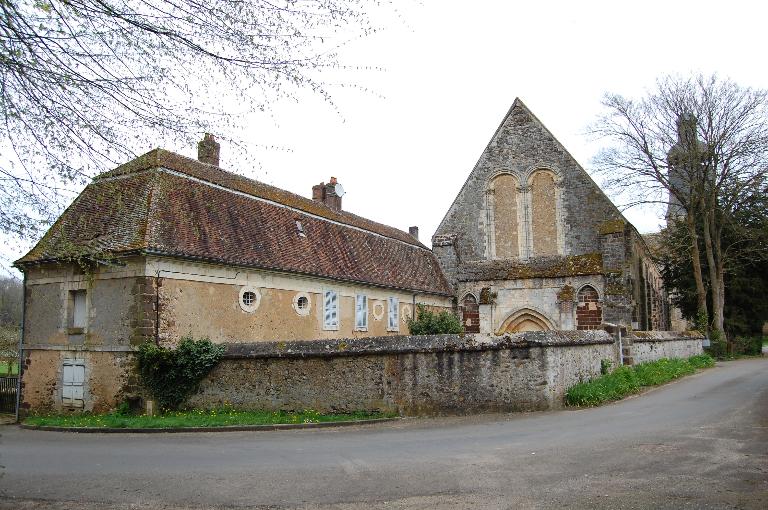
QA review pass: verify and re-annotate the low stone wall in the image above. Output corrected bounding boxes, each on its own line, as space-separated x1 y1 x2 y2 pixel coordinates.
19 331 707 415
189 331 616 415
629 331 704 364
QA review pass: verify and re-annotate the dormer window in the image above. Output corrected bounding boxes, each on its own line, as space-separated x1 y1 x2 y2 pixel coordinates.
296 220 306 237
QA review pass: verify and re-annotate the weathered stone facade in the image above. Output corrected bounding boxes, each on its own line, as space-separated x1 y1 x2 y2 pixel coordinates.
434 99 670 334
190 331 618 414
631 331 704 364
16 255 451 413
185 331 701 415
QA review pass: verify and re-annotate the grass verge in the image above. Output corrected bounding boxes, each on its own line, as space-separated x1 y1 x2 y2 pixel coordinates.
24 408 396 429
0 361 19 376
565 354 715 407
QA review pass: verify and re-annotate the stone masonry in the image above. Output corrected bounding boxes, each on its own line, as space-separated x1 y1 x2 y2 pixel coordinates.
433 99 670 334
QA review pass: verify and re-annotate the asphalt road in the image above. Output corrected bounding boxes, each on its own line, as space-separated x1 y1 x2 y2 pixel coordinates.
1 358 766 510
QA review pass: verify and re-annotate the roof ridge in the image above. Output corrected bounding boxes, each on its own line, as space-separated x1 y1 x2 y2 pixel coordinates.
434 99 522 237
96 149 428 250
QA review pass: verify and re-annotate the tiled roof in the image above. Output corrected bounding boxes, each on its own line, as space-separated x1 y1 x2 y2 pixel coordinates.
16 150 452 296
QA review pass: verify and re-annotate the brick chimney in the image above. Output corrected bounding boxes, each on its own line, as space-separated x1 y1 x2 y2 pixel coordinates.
311 177 343 211
197 133 220 166
409 226 419 240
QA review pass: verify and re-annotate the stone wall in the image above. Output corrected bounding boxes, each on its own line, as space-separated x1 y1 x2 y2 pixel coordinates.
456 274 604 334
630 331 704 364
19 348 134 414
433 99 624 273
189 331 617 415
18 330 705 415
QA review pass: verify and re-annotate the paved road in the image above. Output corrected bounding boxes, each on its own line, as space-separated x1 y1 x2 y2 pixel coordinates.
1 358 766 509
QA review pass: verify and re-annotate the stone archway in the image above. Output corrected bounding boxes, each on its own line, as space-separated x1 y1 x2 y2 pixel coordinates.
496 308 554 334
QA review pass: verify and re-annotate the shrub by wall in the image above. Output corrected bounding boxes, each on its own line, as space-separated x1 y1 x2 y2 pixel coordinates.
136 337 225 410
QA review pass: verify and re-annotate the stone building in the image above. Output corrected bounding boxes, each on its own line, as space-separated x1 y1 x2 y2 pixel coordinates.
14 100 677 414
433 99 670 334
14 136 451 411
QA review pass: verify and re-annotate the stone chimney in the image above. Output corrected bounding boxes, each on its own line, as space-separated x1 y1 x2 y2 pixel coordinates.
409 226 419 240
197 133 220 167
311 177 343 211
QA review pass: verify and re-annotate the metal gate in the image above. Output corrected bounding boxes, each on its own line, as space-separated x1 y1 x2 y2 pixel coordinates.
0 377 18 414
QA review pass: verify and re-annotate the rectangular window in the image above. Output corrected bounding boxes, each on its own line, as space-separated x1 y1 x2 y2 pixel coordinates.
355 294 368 331
323 290 339 330
70 290 87 329
387 297 399 332
62 359 85 408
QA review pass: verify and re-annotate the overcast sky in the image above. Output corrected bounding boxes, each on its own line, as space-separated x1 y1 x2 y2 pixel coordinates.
3 0 767 276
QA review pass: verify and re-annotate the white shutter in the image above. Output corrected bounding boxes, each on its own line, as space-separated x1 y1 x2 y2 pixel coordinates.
323 290 338 330
72 290 87 328
388 297 399 331
62 364 74 404
62 359 85 407
355 295 368 330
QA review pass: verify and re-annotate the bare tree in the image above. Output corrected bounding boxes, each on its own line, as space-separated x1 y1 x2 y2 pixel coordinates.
0 276 22 326
592 74 768 337
1 0 390 238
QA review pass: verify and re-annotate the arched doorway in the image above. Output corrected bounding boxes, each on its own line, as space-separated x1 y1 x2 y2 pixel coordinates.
497 309 554 334
462 294 480 333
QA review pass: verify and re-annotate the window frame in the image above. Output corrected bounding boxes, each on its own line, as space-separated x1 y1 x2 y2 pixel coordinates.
67 289 88 335
238 286 261 313
387 296 400 332
354 294 368 331
323 289 339 331
292 292 312 316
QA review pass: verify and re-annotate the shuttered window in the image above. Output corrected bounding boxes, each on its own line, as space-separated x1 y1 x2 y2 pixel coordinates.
323 290 339 330
355 294 368 331
387 297 399 332
62 359 85 407
71 290 87 328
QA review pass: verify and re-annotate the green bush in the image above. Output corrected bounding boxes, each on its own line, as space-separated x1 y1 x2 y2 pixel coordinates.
565 354 715 407
136 337 225 410
407 304 463 335
731 336 764 356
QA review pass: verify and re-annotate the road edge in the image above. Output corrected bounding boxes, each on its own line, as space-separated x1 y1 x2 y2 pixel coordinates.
18 417 400 433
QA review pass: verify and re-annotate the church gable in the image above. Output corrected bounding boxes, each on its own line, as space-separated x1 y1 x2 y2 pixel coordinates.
433 98 624 265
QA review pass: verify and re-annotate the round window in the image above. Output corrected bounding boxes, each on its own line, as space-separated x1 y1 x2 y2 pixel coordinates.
238 286 261 313
292 292 312 316
242 291 256 307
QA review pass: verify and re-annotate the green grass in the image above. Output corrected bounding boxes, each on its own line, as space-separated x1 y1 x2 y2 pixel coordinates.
24 408 396 429
565 354 715 407
0 361 19 376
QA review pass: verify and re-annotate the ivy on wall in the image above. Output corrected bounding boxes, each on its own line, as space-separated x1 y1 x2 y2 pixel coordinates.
136 337 225 410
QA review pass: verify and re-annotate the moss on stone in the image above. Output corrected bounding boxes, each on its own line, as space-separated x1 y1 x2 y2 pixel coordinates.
604 283 629 296
506 253 604 279
557 284 575 302
599 219 626 235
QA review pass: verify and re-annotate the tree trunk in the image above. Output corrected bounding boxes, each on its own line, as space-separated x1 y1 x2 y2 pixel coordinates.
685 211 708 328
711 211 726 335
702 208 725 335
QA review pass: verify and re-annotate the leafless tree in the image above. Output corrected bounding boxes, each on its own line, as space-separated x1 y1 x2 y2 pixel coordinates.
592 74 768 337
1 0 391 239
0 276 22 326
